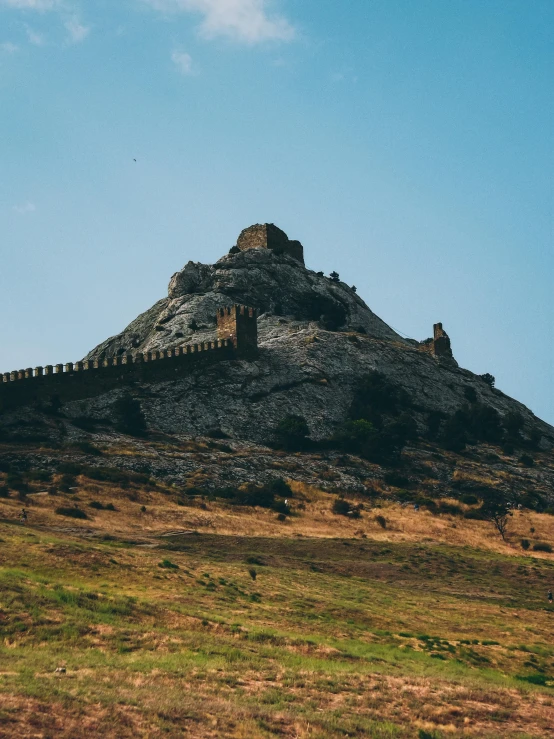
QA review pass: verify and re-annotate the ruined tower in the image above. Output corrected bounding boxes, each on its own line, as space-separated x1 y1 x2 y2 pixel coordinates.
217 305 258 356
432 323 453 359
235 224 304 265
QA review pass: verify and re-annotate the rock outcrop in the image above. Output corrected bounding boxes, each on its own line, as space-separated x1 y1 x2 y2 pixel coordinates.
78 225 552 446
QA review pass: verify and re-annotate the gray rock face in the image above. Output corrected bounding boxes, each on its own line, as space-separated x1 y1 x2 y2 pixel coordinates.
85 247 402 360
81 241 553 446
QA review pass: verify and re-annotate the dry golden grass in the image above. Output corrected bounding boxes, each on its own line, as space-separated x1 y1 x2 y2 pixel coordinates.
2 475 552 560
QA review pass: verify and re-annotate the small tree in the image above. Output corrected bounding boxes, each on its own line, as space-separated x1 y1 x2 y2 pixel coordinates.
329 271 340 282
479 373 495 389
481 491 511 541
275 415 310 451
113 394 147 436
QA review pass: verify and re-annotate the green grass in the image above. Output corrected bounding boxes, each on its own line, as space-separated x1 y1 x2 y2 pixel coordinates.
0 524 553 737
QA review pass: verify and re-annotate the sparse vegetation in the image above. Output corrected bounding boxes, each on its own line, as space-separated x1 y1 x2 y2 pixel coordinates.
113 393 147 437
55 506 88 519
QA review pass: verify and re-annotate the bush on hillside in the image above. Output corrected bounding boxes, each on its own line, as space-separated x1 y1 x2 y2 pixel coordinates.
55 506 88 519
113 394 147 437
350 371 412 424
532 542 552 553
275 415 310 451
479 373 495 389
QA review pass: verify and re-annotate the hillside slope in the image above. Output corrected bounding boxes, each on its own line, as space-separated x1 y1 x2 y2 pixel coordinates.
78 226 552 446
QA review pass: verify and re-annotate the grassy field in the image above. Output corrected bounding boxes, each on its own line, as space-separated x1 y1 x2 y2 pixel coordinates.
0 476 553 737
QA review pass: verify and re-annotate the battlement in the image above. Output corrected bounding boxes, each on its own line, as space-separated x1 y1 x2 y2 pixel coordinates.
217 304 258 355
0 306 258 410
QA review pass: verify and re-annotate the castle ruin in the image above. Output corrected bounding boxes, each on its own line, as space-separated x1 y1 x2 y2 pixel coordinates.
235 224 304 265
0 305 258 410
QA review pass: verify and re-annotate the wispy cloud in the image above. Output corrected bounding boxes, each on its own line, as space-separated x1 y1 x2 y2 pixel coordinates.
25 25 45 45
12 201 36 214
171 49 195 75
0 41 19 52
0 0 60 9
143 0 295 44
64 16 89 44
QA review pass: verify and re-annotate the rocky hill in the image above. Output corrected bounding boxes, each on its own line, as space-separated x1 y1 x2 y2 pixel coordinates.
1 224 553 508
79 223 552 447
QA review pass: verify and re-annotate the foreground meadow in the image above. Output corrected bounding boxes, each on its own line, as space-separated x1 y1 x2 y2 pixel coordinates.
0 479 553 738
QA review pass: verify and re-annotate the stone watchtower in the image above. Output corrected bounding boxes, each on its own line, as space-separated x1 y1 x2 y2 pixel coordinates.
217 305 258 356
235 224 304 265
432 323 453 359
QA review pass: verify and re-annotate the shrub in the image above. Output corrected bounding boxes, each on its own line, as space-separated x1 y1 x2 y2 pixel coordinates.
26 470 52 482
502 441 515 455
267 478 292 497
521 539 530 550
58 462 84 475
89 501 117 511
59 474 77 493
248 568 257 580
441 402 503 450
332 497 351 516
276 513 287 522
71 416 99 432
0 485 9 499
159 559 179 569
275 415 310 450
113 394 147 436
55 506 88 519
272 500 290 515
6 473 28 492
206 427 230 439
350 371 412 421
520 492 546 512
532 542 552 553
463 387 477 403
384 471 411 488
479 373 495 388
519 454 534 467
461 494 479 505
329 271 340 282
375 514 387 529
66 441 102 456
437 501 462 516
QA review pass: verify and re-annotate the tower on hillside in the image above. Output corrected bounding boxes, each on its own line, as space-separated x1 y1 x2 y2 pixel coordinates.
217 305 258 356
235 224 304 265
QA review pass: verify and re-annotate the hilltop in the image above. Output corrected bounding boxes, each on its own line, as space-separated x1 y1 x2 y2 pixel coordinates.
1 224 554 737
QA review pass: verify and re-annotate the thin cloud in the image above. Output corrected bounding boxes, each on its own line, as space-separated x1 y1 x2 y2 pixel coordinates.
144 0 295 44
12 201 36 214
64 16 90 44
0 0 60 9
25 25 45 45
0 41 19 52
171 50 195 75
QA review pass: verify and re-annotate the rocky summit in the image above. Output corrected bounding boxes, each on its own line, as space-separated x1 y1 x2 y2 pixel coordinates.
79 223 552 446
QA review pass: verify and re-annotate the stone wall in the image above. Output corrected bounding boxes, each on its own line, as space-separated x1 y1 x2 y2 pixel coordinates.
236 224 304 265
0 306 258 410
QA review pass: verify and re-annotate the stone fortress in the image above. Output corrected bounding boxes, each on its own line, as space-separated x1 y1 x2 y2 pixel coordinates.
0 224 453 409
0 304 258 409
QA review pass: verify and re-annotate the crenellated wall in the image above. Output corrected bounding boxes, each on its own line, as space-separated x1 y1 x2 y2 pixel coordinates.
0 306 257 410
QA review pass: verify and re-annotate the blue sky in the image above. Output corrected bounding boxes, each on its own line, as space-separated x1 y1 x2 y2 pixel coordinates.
1 0 553 424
